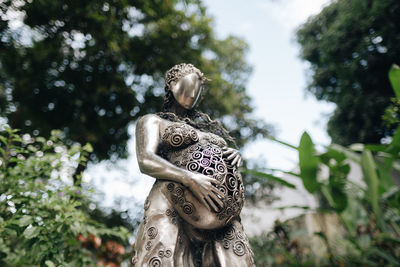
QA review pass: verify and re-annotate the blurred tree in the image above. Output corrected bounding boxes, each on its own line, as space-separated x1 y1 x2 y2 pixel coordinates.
296 0 400 145
0 0 270 169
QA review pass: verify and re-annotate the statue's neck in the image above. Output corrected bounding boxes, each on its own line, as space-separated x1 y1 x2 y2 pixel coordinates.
169 102 190 118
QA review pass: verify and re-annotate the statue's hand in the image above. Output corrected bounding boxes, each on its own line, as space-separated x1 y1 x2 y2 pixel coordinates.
185 173 224 213
222 147 242 168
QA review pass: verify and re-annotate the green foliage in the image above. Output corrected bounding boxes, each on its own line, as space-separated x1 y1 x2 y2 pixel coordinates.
249 66 400 265
383 65 400 128
0 0 271 163
297 0 400 145
251 131 400 265
0 127 130 266
250 221 318 267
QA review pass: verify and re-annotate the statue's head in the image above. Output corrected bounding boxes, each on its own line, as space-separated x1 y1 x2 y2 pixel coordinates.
165 63 210 110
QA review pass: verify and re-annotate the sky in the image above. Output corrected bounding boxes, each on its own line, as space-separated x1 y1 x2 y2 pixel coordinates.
201 0 335 170
85 0 335 211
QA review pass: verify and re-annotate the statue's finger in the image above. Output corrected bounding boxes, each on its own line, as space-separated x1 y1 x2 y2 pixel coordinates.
227 151 238 160
231 155 239 166
237 158 242 168
205 195 219 212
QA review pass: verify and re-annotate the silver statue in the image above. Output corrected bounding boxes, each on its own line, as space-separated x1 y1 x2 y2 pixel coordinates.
132 63 255 267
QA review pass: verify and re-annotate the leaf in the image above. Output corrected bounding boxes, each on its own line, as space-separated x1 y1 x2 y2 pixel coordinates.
376 157 395 194
371 247 400 266
330 144 362 163
0 136 7 145
83 143 93 153
298 132 320 193
389 64 400 99
268 136 297 150
244 169 296 189
45 260 55 267
23 226 40 239
361 150 382 227
387 126 400 154
19 215 33 227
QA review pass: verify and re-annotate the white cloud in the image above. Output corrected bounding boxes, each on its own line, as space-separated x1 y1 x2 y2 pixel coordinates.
259 0 332 30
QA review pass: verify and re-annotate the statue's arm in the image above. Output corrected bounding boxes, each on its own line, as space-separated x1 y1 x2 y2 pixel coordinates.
136 114 193 184
136 114 224 212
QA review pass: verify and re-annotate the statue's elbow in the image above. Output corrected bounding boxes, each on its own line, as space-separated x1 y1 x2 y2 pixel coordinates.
138 157 155 175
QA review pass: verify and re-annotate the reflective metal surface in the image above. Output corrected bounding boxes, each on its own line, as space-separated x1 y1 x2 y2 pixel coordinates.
132 64 255 267
170 73 203 110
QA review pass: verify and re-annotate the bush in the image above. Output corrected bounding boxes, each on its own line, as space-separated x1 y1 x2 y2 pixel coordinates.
0 127 130 266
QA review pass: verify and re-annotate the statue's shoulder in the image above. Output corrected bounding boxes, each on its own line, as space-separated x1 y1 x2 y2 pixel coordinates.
137 114 162 125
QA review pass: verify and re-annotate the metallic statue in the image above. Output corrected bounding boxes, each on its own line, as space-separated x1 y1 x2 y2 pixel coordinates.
132 63 255 267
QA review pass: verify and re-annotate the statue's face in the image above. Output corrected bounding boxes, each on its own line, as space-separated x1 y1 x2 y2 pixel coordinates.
170 73 203 110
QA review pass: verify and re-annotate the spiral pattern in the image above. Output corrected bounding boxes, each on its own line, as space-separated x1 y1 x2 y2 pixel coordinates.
203 149 213 156
188 143 201 152
165 249 172 258
200 158 211 168
210 155 220 163
177 196 185 205
225 226 236 240
145 241 153 251
190 130 198 141
184 135 192 144
167 183 175 192
233 240 246 256
187 161 200 172
223 239 230 249
226 196 233 206
170 133 184 147
215 173 226 183
236 230 244 240
149 256 162 267
212 146 222 154
158 250 164 258
166 209 172 216
215 163 227 174
227 174 237 190
171 194 178 204
218 185 228 195
161 123 246 227
174 187 184 197
147 227 158 239
191 151 202 160
182 202 195 215
233 190 240 201
203 167 214 176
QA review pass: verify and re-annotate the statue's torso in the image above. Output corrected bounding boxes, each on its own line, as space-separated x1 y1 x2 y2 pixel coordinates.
157 121 245 229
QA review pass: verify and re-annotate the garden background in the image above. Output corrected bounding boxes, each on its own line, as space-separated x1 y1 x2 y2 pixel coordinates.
1 0 399 266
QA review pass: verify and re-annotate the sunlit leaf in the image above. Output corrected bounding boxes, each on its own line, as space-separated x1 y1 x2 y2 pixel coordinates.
298 132 319 193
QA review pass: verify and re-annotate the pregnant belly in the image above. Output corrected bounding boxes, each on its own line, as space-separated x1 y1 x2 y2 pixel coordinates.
165 142 245 230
